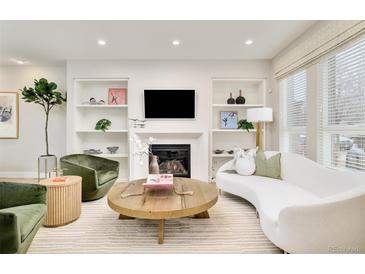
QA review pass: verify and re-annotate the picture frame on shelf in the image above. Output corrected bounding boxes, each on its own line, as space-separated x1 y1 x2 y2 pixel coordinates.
220 111 238 129
108 88 127 105
0 91 19 139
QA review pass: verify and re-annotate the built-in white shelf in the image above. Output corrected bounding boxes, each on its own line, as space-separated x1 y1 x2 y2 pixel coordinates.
69 77 130 181
95 153 129 158
76 104 128 108
210 77 266 180
76 129 129 133
212 153 234 158
212 104 264 108
211 129 256 133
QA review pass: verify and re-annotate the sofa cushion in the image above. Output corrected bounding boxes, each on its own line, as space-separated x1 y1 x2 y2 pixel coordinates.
0 204 46 242
97 170 118 185
216 172 283 206
257 183 320 226
234 149 256 175
216 173 320 225
255 150 281 179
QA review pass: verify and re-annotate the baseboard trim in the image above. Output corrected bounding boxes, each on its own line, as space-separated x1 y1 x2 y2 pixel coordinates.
0 171 38 178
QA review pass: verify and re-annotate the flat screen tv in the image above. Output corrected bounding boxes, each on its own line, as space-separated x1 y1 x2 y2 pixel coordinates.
144 89 195 119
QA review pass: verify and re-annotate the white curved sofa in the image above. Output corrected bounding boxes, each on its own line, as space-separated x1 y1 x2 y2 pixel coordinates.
216 151 365 253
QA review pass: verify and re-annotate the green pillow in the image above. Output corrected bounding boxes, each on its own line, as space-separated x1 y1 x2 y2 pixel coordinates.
254 150 282 180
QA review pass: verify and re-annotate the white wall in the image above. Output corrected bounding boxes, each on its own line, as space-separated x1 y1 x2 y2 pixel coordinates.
68 60 273 181
0 60 274 179
0 66 66 177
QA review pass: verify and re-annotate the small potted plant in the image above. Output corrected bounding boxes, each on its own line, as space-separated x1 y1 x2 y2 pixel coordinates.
95 119 112 132
237 119 254 132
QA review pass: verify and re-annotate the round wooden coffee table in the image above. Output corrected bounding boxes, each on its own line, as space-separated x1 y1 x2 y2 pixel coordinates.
40 176 82 227
108 178 218 244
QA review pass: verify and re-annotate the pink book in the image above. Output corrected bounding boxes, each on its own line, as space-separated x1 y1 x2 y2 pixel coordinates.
143 174 174 189
108 88 127 105
51 177 69 182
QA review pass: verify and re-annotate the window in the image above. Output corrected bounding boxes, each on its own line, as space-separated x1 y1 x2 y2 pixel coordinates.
280 70 307 156
318 37 365 171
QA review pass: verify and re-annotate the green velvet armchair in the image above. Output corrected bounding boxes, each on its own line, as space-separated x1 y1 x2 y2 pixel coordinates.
0 182 47 254
60 154 120 201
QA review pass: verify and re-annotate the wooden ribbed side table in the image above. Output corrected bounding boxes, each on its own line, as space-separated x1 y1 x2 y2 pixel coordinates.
40 176 82 227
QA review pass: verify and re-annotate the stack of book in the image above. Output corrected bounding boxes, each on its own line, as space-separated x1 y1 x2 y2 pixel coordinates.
51 177 69 183
143 174 174 189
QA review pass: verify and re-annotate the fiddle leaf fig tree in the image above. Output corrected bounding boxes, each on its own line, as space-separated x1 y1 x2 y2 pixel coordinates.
21 78 66 156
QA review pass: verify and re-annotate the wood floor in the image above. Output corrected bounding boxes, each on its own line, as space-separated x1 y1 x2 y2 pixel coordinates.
1 178 282 253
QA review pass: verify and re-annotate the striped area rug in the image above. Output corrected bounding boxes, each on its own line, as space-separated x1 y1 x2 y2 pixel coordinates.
27 190 281 254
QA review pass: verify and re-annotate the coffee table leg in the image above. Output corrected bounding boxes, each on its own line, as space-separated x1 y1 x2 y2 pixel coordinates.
194 210 210 218
158 219 165 244
119 214 134 220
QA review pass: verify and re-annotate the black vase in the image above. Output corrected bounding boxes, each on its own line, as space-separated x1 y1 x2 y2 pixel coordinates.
235 90 245 104
227 92 235 104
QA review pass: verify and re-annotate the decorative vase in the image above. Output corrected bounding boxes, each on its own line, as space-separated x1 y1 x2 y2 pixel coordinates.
235 90 246 104
227 92 235 104
149 154 160 174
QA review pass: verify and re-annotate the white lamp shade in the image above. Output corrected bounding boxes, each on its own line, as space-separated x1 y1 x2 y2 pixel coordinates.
247 107 273 122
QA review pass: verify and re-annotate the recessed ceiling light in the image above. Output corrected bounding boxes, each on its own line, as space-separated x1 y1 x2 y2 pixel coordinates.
15 59 25 65
172 40 180 46
97 40 106 46
245 40 253 45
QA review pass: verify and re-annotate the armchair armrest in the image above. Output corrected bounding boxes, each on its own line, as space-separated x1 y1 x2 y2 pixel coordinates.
60 160 98 191
0 212 20 254
0 182 47 209
97 157 120 171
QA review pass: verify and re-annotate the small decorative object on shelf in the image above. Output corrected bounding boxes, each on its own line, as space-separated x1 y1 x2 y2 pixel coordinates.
220 111 238 129
129 118 146 128
83 149 102 154
237 119 254 132
214 149 224 154
82 98 105 105
235 89 246 104
95 119 112 132
143 174 174 189
226 92 235 104
108 88 127 105
107 146 119 154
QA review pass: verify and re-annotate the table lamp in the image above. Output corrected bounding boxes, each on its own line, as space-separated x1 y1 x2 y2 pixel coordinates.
247 107 273 149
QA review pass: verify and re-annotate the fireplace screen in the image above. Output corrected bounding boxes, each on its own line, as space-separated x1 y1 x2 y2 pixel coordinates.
150 144 191 178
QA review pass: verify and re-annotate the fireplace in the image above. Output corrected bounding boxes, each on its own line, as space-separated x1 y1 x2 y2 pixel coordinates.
150 144 191 178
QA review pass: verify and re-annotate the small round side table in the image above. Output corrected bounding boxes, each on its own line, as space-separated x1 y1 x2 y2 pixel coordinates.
40 176 82 227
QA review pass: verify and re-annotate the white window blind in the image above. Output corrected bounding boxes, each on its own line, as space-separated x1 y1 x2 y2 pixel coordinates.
280 70 307 156
318 37 365 172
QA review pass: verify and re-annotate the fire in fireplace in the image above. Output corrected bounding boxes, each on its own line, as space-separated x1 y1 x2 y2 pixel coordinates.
150 144 191 178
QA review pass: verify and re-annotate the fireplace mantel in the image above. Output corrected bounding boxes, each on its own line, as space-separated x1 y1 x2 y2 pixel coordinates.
132 128 204 138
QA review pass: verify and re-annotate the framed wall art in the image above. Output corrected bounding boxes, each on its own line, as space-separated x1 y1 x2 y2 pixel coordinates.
0 91 19 139
220 111 238 129
108 88 127 105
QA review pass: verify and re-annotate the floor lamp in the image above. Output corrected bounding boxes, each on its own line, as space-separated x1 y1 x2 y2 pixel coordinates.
247 107 273 150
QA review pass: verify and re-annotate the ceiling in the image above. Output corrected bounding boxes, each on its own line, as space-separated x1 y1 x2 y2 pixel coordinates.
0 21 316 66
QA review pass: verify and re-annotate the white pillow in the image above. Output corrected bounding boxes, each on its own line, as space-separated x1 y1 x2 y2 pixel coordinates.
233 148 256 176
